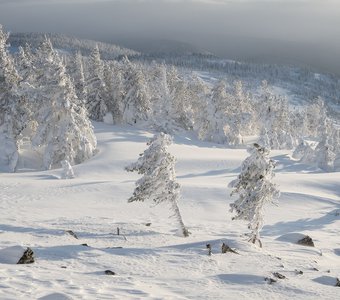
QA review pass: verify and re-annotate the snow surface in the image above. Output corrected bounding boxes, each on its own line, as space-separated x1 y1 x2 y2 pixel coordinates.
1 122 339 299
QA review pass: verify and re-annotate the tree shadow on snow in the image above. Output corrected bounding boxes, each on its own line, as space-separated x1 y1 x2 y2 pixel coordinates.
0 224 66 237
100 247 157 257
262 211 339 237
35 244 93 261
272 154 319 173
334 249 340 256
312 276 339 286
214 274 265 285
32 174 60 180
177 168 237 179
262 192 340 237
98 129 151 144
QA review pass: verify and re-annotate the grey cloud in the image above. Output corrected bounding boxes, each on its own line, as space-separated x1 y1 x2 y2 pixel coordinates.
0 0 340 74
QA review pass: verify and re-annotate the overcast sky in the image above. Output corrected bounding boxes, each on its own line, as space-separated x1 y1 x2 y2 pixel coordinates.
1 0 340 74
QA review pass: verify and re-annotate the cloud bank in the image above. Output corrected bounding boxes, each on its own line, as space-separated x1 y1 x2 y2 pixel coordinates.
1 0 339 74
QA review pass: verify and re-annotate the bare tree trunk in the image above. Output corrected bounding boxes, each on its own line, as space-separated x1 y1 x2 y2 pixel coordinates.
249 232 262 248
171 197 189 237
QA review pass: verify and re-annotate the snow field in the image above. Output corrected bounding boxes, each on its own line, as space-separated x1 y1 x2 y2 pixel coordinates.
0 122 339 299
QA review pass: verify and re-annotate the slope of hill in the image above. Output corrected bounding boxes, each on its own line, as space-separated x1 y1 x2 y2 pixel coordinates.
9 32 139 59
7 31 340 116
0 122 339 299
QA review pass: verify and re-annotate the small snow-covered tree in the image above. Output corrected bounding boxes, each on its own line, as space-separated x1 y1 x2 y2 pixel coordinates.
315 138 335 172
125 132 189 237
229 143 280 247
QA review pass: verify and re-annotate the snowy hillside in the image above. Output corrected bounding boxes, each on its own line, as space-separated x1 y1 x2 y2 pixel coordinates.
1 122 339 299
9 33 139 59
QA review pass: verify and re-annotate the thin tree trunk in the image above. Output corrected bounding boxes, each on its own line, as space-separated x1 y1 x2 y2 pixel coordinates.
171 197 189 237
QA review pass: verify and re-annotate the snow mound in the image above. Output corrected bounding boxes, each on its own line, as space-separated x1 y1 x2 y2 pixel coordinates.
0 246 26 264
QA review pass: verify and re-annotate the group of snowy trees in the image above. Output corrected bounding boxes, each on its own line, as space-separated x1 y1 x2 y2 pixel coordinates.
292 98 340 171
0 25 96 171
1 22 339 174
63 42 337 165
126 133 278 245
3 23 338 244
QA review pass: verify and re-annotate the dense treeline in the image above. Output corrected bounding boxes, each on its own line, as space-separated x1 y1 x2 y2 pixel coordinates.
1 26 339 172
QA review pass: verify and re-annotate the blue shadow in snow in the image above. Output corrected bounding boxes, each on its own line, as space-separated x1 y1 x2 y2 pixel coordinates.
177 168 238 179
272 154 320 174
215 274 265 285
262 206 339 238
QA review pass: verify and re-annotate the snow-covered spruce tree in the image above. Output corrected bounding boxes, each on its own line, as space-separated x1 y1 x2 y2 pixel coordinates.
148 63 173 132
190 75 211 140
201 79 230 144
314 120 336 172
85 44 107 121
32 38 97 170
109 62 125 124
315 137 336 172
121 62 151 125
0 25 25 171
165 67 194 131
125 132 189 237
304 97 328 138
222 80 254 146
257 81 295 150
229 143 280 247
67 51 88 105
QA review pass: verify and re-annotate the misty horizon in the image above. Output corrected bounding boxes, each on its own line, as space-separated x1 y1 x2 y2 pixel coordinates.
1 0 340 75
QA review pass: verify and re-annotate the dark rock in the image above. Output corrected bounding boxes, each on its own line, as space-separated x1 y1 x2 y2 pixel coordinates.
312 267 319 271
17 247 34 264
182 227 190 237
221 243 239 254
297 235 314 247
81 243 89 247
61 266 67 269
65 230 78 239
206 244 212 256
295 270 303 275
104 270 115 275
336 278 340 287
145 223 152 226
273 272 286 279
265 277 277 284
